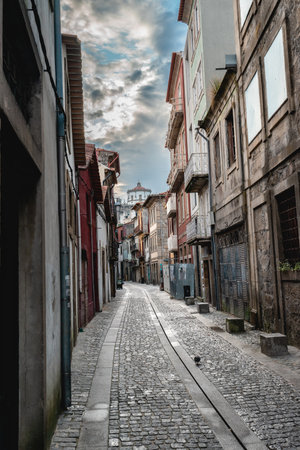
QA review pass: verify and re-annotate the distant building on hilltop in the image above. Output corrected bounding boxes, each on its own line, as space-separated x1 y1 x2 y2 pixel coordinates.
127 182 151 205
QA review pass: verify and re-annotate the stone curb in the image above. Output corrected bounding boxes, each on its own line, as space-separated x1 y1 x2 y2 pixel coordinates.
77 294 127 450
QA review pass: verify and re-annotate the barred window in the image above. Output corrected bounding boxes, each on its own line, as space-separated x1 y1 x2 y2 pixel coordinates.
276 187 300 264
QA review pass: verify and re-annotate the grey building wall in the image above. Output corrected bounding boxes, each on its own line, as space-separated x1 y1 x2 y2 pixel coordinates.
233 0 300 342
0 1 61 448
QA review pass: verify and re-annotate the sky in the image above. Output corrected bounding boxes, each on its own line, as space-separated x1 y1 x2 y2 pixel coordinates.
61 0 187 200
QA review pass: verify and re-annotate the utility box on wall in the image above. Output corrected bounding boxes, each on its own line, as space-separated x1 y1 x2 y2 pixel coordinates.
168 264 195 300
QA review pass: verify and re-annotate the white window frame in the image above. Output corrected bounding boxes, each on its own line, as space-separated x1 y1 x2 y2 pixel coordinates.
239 0 252 27
245 72 262 144
264 28 288 120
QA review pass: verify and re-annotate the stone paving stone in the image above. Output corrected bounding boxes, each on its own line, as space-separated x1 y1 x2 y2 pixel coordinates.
147 285 300 449
108 286 222 449
50 299 121 448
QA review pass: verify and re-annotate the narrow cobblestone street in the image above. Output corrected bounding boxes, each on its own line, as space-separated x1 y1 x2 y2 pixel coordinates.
51 283 300 449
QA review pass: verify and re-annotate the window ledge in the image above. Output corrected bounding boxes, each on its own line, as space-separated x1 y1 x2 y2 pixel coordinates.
215 178 223 188
248 130 262 154
267 100 289 135
227 162 237 177
280 271 300 282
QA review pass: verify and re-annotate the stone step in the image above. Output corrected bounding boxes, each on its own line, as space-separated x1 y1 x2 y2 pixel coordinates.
260 333 288 356
185 297 195 306
226 318 245 333
197 302 210 314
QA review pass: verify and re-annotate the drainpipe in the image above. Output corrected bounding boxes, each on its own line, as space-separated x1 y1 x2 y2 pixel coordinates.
196 127 220 310
54 0 71 408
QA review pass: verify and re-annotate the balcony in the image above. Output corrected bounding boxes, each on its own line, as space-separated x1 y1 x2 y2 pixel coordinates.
165 100 184 149
186 214 211 245
131 243 140 253
145 249 150 262
134 223 143 235
168 234 178 252
184 153 208 193
167 154 187 193
167 194 176 218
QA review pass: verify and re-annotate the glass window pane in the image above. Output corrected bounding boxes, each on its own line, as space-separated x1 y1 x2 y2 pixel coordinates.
264 29 287 119
239 0 252 26
245 73 261 143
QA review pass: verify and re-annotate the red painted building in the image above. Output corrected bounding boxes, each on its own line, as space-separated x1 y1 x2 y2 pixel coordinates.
165 52 193 264
78 144 103 326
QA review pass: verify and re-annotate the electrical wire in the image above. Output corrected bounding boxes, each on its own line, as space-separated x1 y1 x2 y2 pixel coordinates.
28 0 66 118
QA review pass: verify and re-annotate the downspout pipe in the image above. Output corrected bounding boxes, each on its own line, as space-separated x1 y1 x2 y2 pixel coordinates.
195 128 220 310
54 0 71 408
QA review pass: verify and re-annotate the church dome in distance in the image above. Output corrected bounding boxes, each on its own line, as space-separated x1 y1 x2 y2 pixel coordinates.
127 182 151 205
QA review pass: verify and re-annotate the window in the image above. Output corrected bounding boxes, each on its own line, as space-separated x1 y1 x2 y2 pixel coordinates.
239 0 252 26
264 29 287 119
3 1 40 122
276 187 300 264
192 79 197 108
214 133 221 180
190 27 194 54
181 193 185 220
194 3 200 36
226 110 236 167
139 195 142 200
245 73 261 143
192 193 197 209
177 81 181 99
192 63 203 109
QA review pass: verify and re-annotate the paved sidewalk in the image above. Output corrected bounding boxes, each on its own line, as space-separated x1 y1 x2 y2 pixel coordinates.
51 297 122 449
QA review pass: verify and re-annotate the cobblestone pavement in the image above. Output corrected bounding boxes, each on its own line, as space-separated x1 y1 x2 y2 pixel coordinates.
145 285 300 450
51 299 121 449
108 285 222 449
185 302 300 373
50 283 300 449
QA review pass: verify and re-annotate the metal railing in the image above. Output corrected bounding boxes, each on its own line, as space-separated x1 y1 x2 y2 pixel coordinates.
187 214 210 243
165 99 184 149
145 249 150 262
184 153 208 191
166 194 176 217
168 234 178 252
167 154 187 188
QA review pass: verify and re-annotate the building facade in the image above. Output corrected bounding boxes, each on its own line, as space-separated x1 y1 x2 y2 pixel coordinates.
0 1 62 447
201 70 249 318
177 0 236 301
232 0 300 343
143 194 169 286
78 145 103 326
165 52 193 267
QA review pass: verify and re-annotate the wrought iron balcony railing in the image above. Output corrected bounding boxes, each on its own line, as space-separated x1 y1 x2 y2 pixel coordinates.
186 214 211 245
184 153 208 193
165 99 184 149
166 194 176 218
167 153 187 193
168 234 178 252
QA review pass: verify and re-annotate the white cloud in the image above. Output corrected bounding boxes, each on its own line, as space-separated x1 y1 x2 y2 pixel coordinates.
61 0 186 196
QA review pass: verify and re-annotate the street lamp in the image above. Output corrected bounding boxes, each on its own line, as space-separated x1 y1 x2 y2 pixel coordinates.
195 126 220 311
